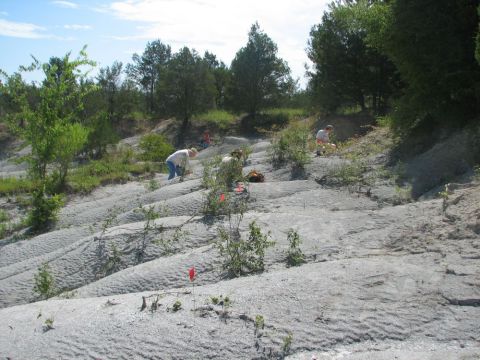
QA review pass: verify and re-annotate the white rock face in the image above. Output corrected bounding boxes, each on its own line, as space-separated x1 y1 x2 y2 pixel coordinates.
0 136 479 359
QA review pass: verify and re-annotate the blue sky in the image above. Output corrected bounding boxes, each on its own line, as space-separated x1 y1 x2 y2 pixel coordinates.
0 0 330 87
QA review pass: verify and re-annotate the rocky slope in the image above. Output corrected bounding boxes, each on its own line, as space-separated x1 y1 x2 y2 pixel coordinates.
0 132 479 359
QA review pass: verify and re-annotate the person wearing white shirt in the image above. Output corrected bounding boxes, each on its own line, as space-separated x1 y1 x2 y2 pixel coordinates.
316 125 336 156
165 148 198 180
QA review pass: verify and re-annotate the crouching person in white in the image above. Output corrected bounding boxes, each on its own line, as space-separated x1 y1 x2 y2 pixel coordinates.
316 125 336 156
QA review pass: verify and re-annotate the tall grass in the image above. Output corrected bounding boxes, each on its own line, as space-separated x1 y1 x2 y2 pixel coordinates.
67 157 159 193
263 108 309 121
193 110 236 130
0 177 34 196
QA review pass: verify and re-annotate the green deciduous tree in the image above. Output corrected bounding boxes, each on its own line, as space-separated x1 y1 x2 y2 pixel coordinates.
228 23 294 115
3 47 95 230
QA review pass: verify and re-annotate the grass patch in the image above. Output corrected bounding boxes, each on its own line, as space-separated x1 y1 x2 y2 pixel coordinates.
263 108 309 121
68 158 159 193
269 122 312 172
1 147 163 197
0 177 34 196
0 209 8 223
329 160 367 186
193 110 236 130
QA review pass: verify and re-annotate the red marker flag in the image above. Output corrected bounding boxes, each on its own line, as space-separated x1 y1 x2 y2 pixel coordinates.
189 266 196 282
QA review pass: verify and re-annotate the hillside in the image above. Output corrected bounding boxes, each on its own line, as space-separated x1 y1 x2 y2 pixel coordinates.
0 128 479 359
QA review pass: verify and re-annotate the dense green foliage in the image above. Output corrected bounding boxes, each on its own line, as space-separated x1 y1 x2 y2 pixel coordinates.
228 23 295 115
307 1 398 114
164 47 216 139
308 0 480 136
139 133 174 162
381 0 480 132
126 40 172 114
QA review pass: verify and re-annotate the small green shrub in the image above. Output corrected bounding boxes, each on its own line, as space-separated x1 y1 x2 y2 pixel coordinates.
282 332 293 355
146 179 160 191
202 155 243 216
85 111 119 157
28 187 64 232
255 315 265 331
393 184 413 205
210 296 219 305
139 133 174 162
33 263 56 299
172 299 182 312
218 158 244 188
286 229 305 267
328 159 367 186
43 316 55 331
201 156 222 189
217 220 275 277
103 243 123 275
438 183 451 213
134 204 160 262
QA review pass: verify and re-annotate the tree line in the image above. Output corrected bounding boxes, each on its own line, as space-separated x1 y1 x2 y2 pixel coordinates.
0 23 297 231
307 0 480 137
1 23 298 142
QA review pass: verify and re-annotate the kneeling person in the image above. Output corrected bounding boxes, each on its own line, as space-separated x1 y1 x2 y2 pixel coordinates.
316 125 336 156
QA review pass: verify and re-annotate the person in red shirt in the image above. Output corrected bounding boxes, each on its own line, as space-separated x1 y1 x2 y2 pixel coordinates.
201 130 212 148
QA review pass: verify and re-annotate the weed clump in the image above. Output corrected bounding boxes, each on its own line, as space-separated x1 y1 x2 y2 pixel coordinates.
217 220 275 277
201 154 246 216
269 123 311 172
286 229 305 267
33 263 56 299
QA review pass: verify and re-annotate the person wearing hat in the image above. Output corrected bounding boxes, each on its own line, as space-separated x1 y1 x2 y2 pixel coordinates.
221 149 243 164
316 125 336 156
165 148 198 180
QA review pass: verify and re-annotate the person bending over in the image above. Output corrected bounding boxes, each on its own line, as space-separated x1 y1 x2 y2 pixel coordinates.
165 148 198 180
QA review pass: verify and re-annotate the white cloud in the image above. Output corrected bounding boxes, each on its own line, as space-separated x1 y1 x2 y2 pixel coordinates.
64 24 92 30
105 0 330 85
0 19 47 39
51 1 79 9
